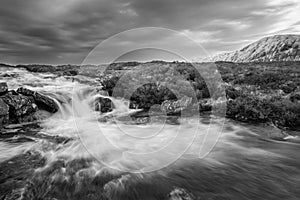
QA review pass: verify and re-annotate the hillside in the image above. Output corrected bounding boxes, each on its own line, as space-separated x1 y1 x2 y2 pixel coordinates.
212 35 300 62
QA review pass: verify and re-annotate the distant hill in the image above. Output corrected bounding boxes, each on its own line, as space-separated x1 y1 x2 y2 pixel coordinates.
212 35 300 62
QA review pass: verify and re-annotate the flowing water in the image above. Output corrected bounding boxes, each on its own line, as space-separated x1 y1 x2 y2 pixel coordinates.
0 67 300 200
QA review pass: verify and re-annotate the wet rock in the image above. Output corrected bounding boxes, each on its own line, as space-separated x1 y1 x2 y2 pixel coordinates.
1 91 37 122
161 96 192 115
167 187 195 200
199 99 212 112
135 117 150 124
225 86 240 99
281 81 297 94
0 73 18 78
290 92 300 102
95 96 113 113
63 70 78 76
0 98 9 126
0 82 8 95
99 75 120 96
16 87 58 113
33 110 52 121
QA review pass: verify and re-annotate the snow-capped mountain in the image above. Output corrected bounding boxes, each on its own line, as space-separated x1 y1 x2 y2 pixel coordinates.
212 35 300 62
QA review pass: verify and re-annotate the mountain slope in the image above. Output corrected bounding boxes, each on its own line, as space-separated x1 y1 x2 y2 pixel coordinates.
212 35 300 62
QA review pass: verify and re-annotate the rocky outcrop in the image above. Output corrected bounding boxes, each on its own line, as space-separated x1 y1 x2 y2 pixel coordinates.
17 87 58 113
1 91 37 121
0 82 8 95
0 84 59 127
212 35 300 62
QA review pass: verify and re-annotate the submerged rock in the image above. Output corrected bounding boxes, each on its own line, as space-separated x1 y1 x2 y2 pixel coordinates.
0 82 8 95
17 87 58 113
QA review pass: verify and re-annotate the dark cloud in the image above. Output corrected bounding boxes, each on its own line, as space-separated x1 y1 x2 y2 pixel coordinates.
0 0 299 64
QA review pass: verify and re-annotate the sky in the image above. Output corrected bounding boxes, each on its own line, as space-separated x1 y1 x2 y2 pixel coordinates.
0 0 300 64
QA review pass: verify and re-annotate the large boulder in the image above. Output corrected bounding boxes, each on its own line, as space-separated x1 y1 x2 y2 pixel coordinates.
0 98 9 126
16 87 58 113
0 82 8 95
1 91 37 119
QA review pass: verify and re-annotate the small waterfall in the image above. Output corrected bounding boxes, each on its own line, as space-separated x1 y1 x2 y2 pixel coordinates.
36 84 226 173
1 68 226 173
49 85 137 121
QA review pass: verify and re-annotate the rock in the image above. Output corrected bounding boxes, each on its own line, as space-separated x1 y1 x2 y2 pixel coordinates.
225 86 240 99
290 92 300 102
95 97 113 113
0 98 9 126
0 73 18 78
1 91 37 122
161 96 192 115
16 87 59 113
281 81 297 94
167 187 195 200
0 82 8 95
63 70 78 76
99 75 120 96
199 99 212 112
134 117 150 124
33 110 52 121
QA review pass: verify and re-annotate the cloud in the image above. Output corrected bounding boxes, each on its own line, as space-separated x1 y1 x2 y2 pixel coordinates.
0 0 299 64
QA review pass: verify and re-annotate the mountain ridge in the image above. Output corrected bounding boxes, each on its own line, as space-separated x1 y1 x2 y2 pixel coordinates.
211 34 300 62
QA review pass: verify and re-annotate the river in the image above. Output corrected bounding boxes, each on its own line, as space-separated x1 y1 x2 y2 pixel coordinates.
0 67 300 200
